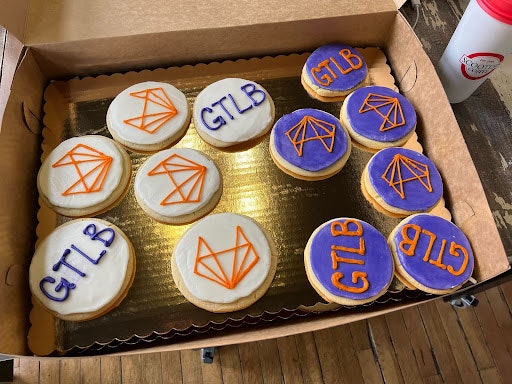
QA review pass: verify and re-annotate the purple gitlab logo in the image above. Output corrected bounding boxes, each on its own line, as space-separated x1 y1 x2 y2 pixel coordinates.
459 52 504 80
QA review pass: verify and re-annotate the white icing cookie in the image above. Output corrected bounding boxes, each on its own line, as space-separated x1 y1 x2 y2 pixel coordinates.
107 81 191 152
37 135 132 217
171 213 277 313
134 148 222 224
192 78 275 148
29 218 136 322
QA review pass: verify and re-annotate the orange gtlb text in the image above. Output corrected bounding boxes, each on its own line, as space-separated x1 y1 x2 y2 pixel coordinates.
398 224 469 276
329 220 369 293
310 49 363 87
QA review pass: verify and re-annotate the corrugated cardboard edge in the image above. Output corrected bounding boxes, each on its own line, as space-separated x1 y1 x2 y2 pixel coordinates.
386 14 510 281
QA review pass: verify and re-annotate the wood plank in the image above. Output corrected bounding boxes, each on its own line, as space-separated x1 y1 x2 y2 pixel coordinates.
180 349 203 384
218 345 243 384
276 335 304 384
141 352 163 384
331 324 364 383
16 358 39 384
400 306 438 378
120 355 143 384
161 350 183 384
238 341 264 384
474 290 512 382
256 339 283 384
349 320 383 384
433 300 481 384
479 367 503 384
384 311 422 383
59 358 81 384
367 316 404 384
499 280 512 310
455 300 495 370
100 355 122 384
80 357 101 384
38 358 60 384
418 300 463 383
485 286 512 334
201 349 223 384
294 332 323 384
313 328 343 384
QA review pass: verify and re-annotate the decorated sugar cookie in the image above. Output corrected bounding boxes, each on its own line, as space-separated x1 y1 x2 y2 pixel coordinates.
37 135 132 217
107 81 191 152
171 213 277 313
29 218 136 321
192 78 275 148
304 218 394 305
269 108 352 180
134 148 222 224
301 44 369 102
361 147 444 217
388 214 474 294
340 85 417 150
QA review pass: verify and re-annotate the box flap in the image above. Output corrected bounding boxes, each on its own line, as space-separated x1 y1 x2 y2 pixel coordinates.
2 0 396 46
0 0 29 43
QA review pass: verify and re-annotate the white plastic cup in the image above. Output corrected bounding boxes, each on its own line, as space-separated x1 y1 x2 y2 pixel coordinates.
437 0 512 103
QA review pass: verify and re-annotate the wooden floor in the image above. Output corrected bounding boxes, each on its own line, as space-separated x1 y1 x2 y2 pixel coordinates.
6 281 512 383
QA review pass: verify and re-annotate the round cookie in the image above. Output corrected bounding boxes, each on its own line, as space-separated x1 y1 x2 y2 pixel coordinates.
340 85 417 151
171 213 277 313
192 78 275 148
304 218 394 306
301 44 369 102
134 148 222 224
388 214 475 295
361 147 444 218
29 218 136 322
269 108 352 180
106 81 191 152
37 135 132 217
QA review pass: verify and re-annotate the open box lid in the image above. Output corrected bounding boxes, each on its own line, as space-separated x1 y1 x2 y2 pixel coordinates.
0 0 399 79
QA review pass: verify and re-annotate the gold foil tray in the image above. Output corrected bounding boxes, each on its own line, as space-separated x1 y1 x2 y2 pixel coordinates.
29 49 448 356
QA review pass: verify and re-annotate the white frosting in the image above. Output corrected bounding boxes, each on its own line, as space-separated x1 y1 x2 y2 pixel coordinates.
29 219 131 315
134 148 221 217
38 136 125 209
174 213 271 303
107 81 189 145
193 78 274 145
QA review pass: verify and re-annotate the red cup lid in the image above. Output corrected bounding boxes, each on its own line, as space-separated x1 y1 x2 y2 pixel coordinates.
477 0 512 25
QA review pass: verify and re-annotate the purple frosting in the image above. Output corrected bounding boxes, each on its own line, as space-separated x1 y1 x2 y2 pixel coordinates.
367 147 443 211
346 86 417 142
272 109 349 172
309 218 394 301
390 214 474 291
305 44 367 92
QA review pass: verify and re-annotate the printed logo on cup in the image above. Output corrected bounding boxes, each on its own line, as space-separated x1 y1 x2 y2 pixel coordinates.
459 52 504 80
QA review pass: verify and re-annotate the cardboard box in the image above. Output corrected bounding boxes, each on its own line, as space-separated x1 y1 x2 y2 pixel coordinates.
0 0 508 356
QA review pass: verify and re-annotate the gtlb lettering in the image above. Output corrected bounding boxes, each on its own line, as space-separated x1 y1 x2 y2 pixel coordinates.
329 219 369 294
310 48 363 87
398 224 469 276
39 223 115 302
200 83 266 130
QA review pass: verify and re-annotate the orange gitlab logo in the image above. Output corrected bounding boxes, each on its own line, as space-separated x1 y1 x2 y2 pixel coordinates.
359 93 405 132
123 87 178 134
285 115 336 157
194 226 260 289
381 153 432 199
147 153 207 206
52 144 113 196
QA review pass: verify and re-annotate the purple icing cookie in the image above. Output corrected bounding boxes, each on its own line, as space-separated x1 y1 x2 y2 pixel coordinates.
341 85 417 149
364 147 443 216
304 218 394 305
270 109 351 180
301 44 368 101
389 214 474 294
